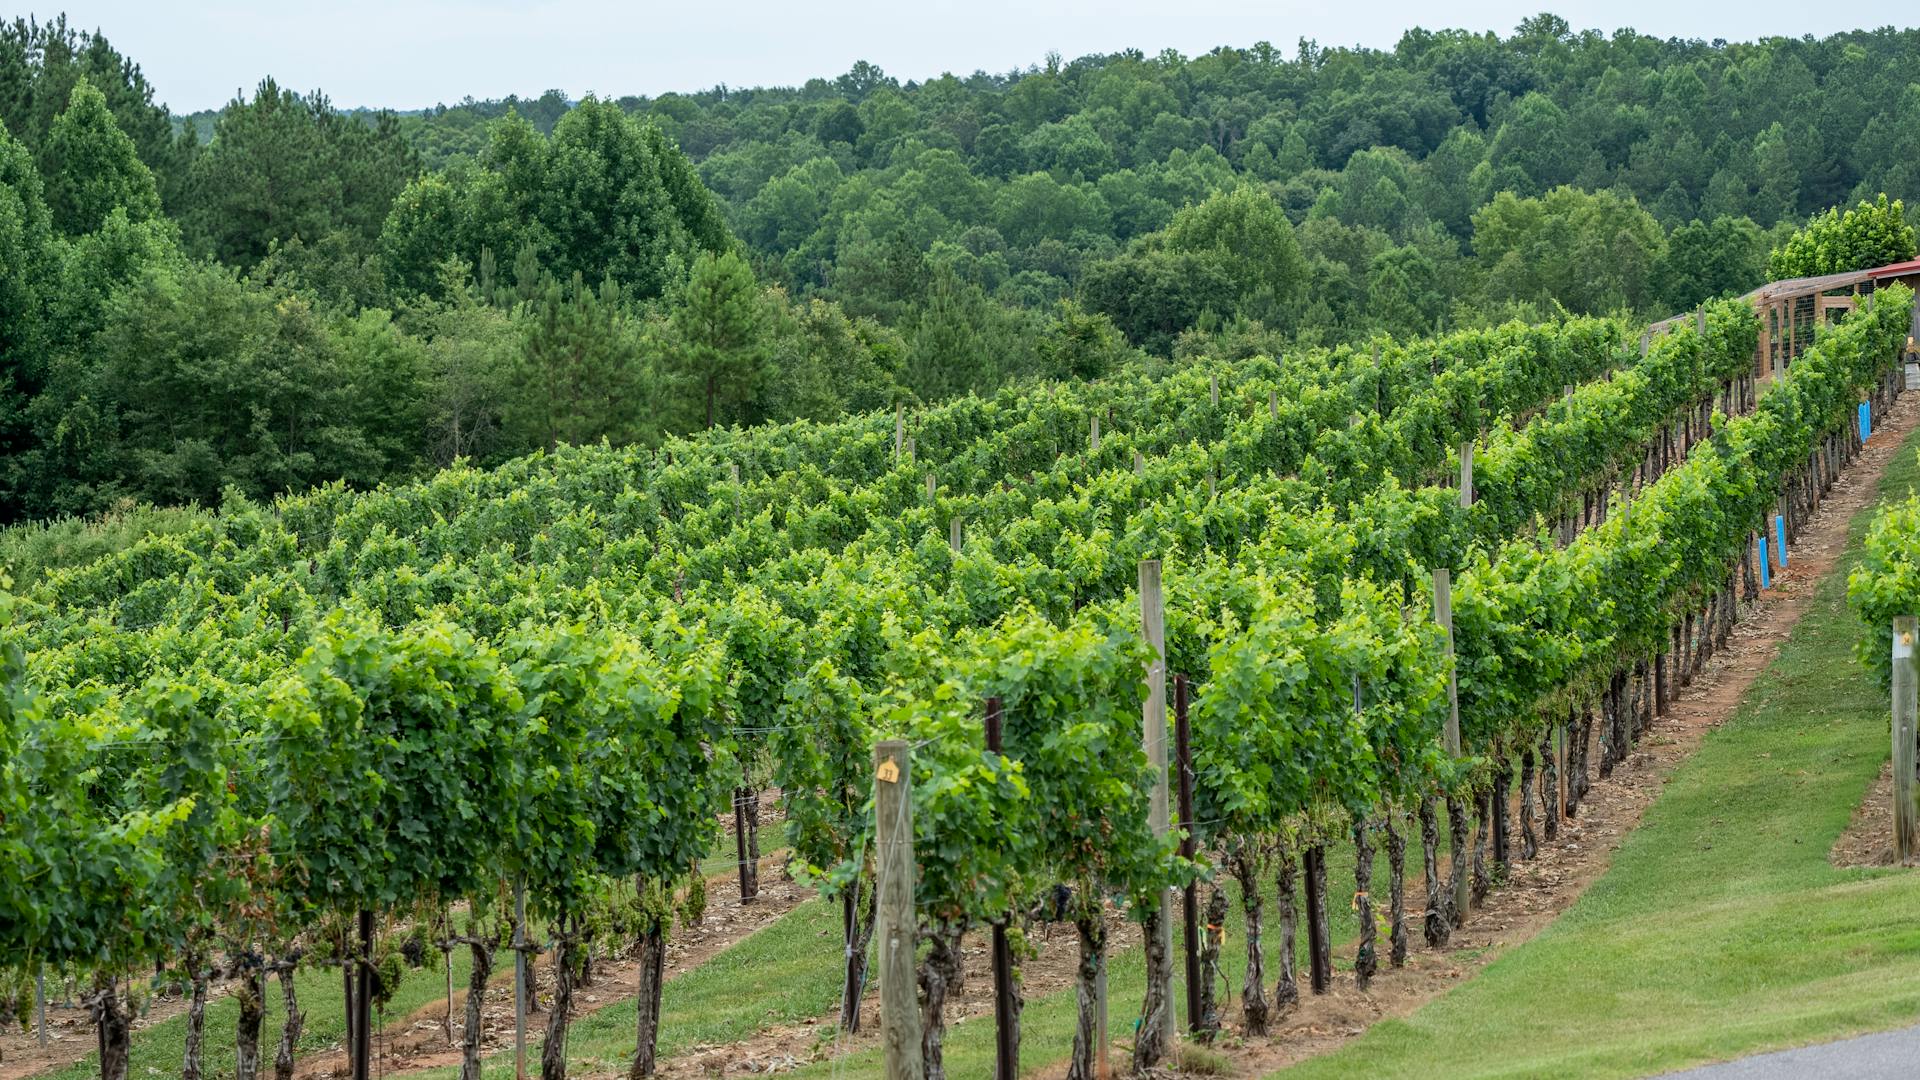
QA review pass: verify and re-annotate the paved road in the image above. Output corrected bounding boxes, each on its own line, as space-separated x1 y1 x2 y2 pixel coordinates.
1662 1025 1920 1078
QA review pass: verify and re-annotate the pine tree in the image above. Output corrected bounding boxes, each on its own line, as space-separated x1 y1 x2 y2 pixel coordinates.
39 76 159 236
510 272 646 449
665 251 768 430
0 120 53 490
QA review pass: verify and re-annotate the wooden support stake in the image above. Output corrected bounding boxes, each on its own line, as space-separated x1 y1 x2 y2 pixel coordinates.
1434 569 1460 755
1095 962 1109 1080
1210 374 1219 406
1174 675 1201 1033
1433 568 1468 920
983 701 1018 1080
894 404 905 457
1894 618 1918 863
733 786 751 899
1458 442 1474 507
350 911 372 1080
1139 560 1175 1050
1134 450 1145 477
925 473 936 501
1269 387 1278 418
874 740 924 1080
1304 844 1331 993
512 885 527 1080
949 517 962 551
1091 415 1101 452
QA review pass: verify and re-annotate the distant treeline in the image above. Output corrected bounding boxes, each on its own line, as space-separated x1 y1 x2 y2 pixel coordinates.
0 12 1914 523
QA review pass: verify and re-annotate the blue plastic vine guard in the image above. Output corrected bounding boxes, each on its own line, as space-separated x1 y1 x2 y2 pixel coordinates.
1775 515 1787 569
1759 535 1771 590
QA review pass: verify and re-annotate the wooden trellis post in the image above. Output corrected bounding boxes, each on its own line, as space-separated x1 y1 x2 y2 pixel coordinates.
874 740 923 1079
1175 674 1200 1032
1433 568 1466 920
983 701 1018 1080
1139 560 1175 1051
1894 618 1918 863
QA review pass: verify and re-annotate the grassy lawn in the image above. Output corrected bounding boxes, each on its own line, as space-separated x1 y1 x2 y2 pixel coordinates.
790 830 1417 1077
404 898 847 1080
1277 432 1920 1078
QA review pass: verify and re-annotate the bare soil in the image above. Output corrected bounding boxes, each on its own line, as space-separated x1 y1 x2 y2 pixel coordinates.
296 852 809 1080
0 984 193 1080
1830 760 1916 868
656 903 1144 1077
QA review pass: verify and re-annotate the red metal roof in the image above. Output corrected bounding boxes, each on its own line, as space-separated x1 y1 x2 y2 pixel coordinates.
1869 258 1920 280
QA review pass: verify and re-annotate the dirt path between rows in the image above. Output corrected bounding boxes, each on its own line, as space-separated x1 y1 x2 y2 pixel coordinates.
295 853 809 1080
0 977 194 1078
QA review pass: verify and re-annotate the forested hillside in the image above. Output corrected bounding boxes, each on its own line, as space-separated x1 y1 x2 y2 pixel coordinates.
1 13 1917 525
393 15 1920 344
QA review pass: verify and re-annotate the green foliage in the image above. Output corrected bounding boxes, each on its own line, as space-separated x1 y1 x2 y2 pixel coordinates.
27 261 399 513
0 502 204 589
504 621 724 925
761 298 906 423
38 76 159 236
508 271 649 450
1036 299 1137 381
0 121 52 446
1849 450 1920 685
1768 193 1917 278
0 16 181 206
1653 216 1769 311
1081 186 1306 354
10 28 1920 1069
663 250 771 430
264 612 523 913
183 78 417 266
1473 186 1667 314
380 98 728 303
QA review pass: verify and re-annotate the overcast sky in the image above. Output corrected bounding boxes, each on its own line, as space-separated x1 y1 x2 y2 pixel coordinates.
28 2 1903 113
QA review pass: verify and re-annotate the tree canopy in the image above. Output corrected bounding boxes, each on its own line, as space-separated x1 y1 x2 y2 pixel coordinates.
3 16 1920 521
